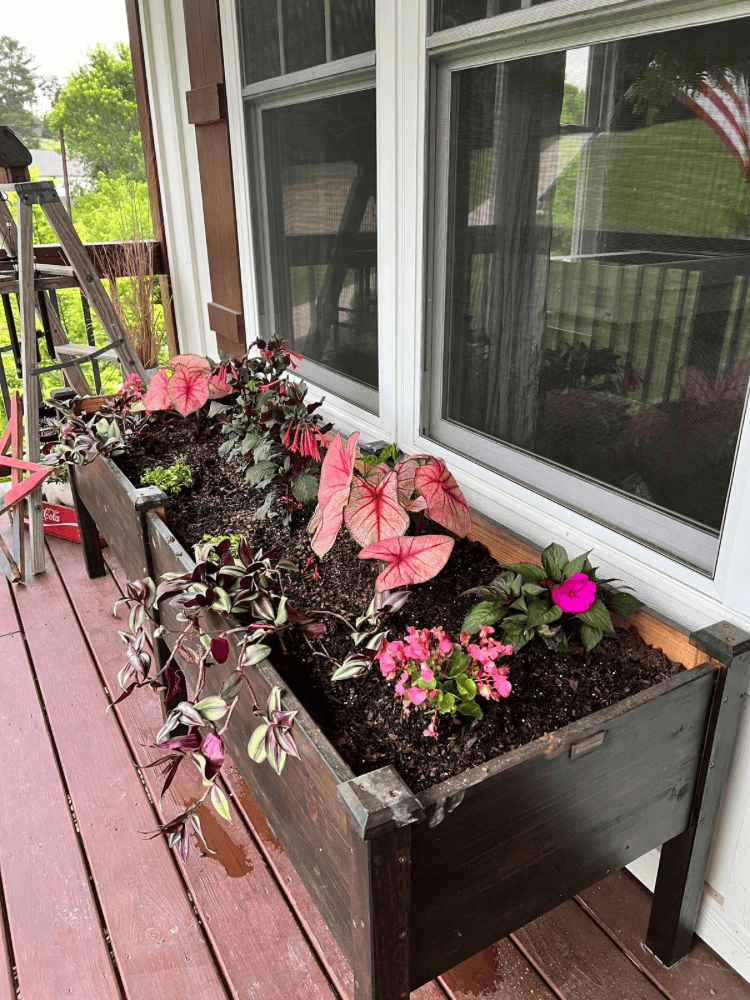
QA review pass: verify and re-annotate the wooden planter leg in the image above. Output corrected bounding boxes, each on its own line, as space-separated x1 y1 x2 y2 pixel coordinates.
68 464 106 578
339 767 424 1000
646 621 750 966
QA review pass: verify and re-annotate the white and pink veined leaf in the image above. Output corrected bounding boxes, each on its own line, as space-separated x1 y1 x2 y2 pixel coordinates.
362 462 392 486
394 454 430 507
311 431 359 557
142 369 172 411
344 471 410 547
359 534 455 591
168 354 211 373
414 458 472 537
167 364 211 416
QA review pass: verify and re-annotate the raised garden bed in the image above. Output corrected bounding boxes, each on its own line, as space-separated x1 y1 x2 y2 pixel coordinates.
70 447 750 1000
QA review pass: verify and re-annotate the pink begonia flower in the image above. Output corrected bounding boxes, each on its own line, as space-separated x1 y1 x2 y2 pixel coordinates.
494 675 512 698
420 665 434 682
407 687 427 706
379 651 398 680
394 672 409 697
551 573 597 613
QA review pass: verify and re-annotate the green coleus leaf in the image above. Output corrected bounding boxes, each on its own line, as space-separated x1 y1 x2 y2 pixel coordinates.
580 622 603 652
291 472 319 505
462 598 505 635
577 599 614 634
505 562 546 583
603 590 643 618
563 549 592 578
541 543 568 583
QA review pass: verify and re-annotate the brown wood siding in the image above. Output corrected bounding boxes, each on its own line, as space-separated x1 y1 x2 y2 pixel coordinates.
182 0 246 355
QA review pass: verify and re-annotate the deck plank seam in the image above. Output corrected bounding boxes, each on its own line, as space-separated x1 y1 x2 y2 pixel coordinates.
43 540 237 1000
4 576 129 1000
572 893 677 1000
0 844 21 998
103 548 354 1000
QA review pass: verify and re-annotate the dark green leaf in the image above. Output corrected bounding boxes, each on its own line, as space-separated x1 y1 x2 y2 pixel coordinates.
462 599 505 635
244 460 277 486
505 562 546 582
563 549 592 577
580 623 603 652
457 700 483 719
577 599 614 634
604 590 643 618
291 472 319 505
541 543 568 583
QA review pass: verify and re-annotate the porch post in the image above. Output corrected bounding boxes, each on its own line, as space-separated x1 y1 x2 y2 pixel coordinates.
646 620 750 966
338 766 423 1000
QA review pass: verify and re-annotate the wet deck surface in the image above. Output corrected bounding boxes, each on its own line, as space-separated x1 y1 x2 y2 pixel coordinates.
2 529 750 1000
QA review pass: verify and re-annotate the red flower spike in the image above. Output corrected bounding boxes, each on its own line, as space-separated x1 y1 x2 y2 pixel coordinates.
414 458 471 537
344 471 410 548
359 534 455 591
310 431 359 557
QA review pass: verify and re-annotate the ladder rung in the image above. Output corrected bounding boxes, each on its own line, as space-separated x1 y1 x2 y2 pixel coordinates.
54 342 121 364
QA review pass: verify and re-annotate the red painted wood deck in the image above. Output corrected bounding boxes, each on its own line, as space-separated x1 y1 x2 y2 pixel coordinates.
2 530 750 1000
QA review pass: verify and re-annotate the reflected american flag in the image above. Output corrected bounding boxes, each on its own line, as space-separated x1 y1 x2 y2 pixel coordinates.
679 71 750 181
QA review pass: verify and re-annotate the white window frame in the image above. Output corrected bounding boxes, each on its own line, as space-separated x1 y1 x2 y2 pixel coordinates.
221 0 750 628
220 0 395 443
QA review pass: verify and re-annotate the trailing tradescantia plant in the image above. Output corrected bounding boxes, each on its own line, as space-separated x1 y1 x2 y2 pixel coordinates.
462 542 643 653
111 535 327 862
309 431 472 590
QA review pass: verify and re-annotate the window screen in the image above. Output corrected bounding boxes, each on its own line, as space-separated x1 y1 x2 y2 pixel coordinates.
433 19 750 546
262 89 378 394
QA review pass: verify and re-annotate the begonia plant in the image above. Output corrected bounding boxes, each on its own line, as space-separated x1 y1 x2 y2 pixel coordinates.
463 542 643 653
309 432 472 590
377 625 513 737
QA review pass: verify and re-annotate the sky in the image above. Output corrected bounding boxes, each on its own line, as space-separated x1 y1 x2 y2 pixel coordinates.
2 0 129 109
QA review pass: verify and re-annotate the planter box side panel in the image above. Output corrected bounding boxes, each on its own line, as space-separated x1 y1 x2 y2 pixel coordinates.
408 664 717 987
146 513 357 959
73 456 151 582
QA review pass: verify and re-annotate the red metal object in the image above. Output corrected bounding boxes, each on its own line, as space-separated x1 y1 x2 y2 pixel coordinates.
23 502 107 546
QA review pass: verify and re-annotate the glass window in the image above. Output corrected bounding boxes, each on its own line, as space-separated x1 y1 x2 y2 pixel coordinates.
432 0 552 34
237 0 375 86
261 89 378 398
431 18 750 566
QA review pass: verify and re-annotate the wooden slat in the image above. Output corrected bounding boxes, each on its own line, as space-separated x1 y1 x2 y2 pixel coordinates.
49 534 341 1000
439 940 558 1000
4 240 167 278
513 899 665 1000
578 869 750 999
0 578 121 1000
11 549 230 1000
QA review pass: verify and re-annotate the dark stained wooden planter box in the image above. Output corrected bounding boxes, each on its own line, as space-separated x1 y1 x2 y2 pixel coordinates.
72 453 750 1000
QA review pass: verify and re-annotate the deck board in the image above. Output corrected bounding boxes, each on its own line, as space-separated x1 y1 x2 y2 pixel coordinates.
0 579 121 1000
10 545 230 1000
48 534 341 1000
2 526 750 1000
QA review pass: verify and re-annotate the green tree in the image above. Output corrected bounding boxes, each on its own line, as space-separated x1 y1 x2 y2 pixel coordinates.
561 82 585 126
0 36 40 144
49 43 143 179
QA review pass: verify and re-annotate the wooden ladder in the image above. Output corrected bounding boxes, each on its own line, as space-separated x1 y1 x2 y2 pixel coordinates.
0 126 148 574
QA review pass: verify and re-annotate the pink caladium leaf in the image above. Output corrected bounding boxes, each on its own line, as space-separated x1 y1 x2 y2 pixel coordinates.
344 471 410 547
168 354 211 373
414 458 471 537
680 366 716 405
208 364 233 399
363 462 392 486
167 364 211 416
142 369 171 411
719 359 750 403
359 534 455 591
394 456 424 507
310 431 359 557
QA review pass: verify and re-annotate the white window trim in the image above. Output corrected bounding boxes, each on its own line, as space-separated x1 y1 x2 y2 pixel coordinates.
220 0 397 440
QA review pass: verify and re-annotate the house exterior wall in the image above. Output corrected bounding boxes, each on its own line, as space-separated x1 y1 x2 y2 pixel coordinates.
137 0 750 978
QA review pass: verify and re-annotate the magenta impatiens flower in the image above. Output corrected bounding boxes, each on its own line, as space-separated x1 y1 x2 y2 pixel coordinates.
551 573 597 613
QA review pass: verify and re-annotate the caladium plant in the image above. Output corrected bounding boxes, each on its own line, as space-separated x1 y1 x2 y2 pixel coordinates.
309 435 471 590
141 354 232 417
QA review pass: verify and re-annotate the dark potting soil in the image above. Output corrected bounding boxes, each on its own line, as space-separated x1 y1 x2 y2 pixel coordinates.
117 418 685 793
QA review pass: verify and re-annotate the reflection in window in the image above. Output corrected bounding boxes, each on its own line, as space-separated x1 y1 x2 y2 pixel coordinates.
438 19 750 534
237 0 375 85
432 0 552 33
262 90 378 393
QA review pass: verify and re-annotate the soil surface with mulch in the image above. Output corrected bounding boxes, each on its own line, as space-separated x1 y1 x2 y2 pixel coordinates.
117 417 685 793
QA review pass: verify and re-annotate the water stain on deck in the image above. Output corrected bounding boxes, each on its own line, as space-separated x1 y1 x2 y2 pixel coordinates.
196 804 254 878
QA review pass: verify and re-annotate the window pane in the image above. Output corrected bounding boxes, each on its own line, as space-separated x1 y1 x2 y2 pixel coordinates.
330 0 375 61
263 90 378 394
432 0 552 33
282 0 327 74
237 0 281 85
436 19 750 538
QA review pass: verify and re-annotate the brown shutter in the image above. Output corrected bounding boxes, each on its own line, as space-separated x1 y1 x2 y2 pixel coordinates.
181 0 246 357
